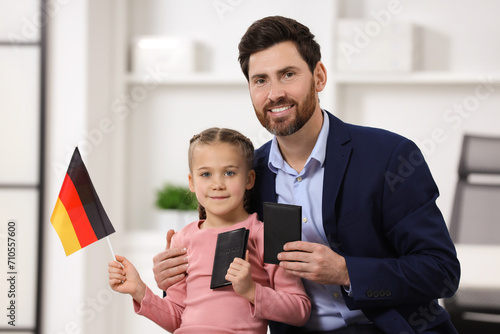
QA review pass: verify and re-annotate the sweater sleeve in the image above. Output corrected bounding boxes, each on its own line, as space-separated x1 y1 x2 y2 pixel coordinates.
251 264 311 327
134 233 187 332
134 284 185 332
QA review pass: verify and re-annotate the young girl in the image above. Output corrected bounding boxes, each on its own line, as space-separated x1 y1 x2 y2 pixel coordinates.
108 128 311 333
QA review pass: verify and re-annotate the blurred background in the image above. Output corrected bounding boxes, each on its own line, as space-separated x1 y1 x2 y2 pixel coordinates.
1 0 500 333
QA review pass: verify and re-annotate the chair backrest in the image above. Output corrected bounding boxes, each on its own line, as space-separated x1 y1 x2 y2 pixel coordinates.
449 135 500 245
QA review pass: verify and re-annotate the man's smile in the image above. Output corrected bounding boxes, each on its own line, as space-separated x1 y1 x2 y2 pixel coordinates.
270 105 293 113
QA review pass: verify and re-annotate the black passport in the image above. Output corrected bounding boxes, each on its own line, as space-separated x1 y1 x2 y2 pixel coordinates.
210 227 250 289
263 202 302 264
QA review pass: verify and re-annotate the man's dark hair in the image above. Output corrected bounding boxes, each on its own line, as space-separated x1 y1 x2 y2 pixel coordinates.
238 15 321 81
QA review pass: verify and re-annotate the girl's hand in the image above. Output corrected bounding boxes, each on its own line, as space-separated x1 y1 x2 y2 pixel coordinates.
108 255 147 303
225 251 256 304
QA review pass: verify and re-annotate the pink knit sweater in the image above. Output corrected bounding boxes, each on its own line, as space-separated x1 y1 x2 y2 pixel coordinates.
134 213 311 333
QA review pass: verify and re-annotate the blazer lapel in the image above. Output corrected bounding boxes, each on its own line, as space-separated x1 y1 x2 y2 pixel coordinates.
252 143 277 219
322 112 352 249
260 165 277 204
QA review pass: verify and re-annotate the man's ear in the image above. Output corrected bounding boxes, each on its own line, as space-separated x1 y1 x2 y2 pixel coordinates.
314 61 327 92
246 169 256 190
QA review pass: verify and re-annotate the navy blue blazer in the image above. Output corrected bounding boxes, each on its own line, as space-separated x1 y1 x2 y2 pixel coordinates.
249 111 460 334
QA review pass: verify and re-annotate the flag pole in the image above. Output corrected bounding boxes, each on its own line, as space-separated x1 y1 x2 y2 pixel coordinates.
106 236 117 261
106 236 124 280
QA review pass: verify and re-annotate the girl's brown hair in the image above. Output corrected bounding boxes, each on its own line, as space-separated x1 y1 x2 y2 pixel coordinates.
188 128 254 220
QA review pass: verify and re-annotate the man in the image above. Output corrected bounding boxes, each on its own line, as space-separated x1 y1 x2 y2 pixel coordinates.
153 16 460 333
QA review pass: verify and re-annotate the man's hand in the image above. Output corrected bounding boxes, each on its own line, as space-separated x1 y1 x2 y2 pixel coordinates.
278 241 350 286
153 229 189 291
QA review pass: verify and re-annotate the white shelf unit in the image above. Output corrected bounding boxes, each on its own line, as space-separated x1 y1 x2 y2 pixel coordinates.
126 73 248 86
334 72 500 85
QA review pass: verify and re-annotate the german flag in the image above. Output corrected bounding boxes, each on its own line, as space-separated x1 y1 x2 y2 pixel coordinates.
50 148 115 256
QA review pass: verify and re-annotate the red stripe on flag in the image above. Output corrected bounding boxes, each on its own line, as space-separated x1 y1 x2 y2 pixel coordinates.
58 174 98 248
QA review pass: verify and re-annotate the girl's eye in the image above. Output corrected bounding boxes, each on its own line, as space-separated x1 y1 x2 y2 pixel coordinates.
201 172 211 177
225 171 235 176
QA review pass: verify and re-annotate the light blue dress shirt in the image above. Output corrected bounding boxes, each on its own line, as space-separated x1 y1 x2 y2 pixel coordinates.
267 111 369 331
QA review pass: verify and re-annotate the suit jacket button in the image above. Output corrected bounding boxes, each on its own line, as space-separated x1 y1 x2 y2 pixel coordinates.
373 291 380 298
366 290 373 297
386 290 392 297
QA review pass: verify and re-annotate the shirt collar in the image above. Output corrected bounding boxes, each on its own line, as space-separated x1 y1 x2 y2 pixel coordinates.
268 109 330 174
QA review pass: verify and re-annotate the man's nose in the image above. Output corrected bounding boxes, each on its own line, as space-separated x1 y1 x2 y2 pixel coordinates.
268 81 286 102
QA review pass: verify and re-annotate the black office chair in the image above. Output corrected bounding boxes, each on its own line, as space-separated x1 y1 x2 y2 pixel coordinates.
444 134 500 320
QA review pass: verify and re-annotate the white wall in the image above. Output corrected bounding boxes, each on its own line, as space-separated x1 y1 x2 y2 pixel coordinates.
43 1 88 333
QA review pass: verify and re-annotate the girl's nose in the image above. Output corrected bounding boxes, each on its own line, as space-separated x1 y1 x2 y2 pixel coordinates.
211 176 225 190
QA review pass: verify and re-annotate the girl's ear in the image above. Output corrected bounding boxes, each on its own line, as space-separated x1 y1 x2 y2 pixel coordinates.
188 174 195 192
246 169 256 190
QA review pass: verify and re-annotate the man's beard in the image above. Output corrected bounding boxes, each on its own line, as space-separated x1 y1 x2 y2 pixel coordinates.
255 79 317 137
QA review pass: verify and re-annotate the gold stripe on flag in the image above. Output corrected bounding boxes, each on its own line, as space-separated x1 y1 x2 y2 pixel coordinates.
51 198 82 255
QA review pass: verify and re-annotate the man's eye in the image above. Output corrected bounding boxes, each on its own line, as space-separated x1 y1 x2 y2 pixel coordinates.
284 72 294 78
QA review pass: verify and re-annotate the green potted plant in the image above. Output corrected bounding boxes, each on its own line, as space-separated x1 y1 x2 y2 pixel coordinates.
156 184 198 211
154 184 199 231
